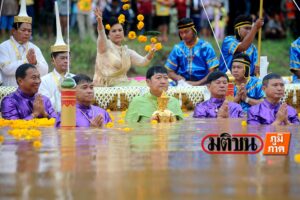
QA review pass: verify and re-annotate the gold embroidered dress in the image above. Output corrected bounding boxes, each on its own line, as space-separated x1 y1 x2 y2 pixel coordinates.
93 30 151 86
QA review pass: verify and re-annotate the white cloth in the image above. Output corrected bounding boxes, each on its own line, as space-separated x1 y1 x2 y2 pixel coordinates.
0 36 49 86
39 69 74 112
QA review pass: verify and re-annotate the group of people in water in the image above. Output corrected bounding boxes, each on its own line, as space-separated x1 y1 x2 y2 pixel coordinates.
0 0 300 127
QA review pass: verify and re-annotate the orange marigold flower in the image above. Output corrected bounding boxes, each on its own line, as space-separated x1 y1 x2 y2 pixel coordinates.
128 31 137 40
123 127 132 132
105 24 111 30
117 119 125 124
33 140 42 148
150 37 157 43
0 135 4 143
151 120 158 124
118 14 125 24
122 4 130 10
106 122 114 128
154 42 163 51
241 120 247 126
137 14 144 21
183 113 189 117
137 21 144 30
138 35 147 43
144 45 151 52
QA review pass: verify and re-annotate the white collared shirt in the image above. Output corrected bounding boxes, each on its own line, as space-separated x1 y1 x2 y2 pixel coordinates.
0 36 49 86
39 69 74 112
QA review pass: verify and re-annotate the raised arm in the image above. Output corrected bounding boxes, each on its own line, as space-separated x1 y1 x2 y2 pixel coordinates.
129 46 156 67
94 8 108 54
236 18 264 52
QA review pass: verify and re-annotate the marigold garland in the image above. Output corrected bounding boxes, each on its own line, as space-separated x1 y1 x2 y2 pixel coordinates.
122 4 130 10
137 21 144 30
128 31 137 40
137 14 144 21
150 37 157 43
105 24 111 30
138 35 147 43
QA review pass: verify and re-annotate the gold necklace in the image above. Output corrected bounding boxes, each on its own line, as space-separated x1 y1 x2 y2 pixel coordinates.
52 71 63 88
78 107 95 124
10 38 28 61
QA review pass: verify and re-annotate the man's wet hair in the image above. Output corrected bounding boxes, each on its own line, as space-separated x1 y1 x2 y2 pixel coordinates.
146 66 168 79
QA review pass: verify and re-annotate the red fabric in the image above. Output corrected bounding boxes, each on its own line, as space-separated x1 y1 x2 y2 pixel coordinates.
137 0 153 15
175 0 187 19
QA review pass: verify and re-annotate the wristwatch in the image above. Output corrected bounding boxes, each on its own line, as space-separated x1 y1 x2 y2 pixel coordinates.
245 97 250 103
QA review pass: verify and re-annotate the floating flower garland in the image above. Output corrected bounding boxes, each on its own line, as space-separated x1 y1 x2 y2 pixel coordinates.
0 118 55 148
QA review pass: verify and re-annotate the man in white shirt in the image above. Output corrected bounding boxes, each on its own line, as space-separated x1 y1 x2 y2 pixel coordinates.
39 51 73 112
0 0 48 86
39 1 73 112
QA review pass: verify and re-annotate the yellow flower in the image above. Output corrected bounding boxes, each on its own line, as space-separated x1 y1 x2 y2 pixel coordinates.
105 24 111 30
117 119 125 124
121 110 127 117
241 120 247 126
118 14 125 24
122 4 130 10
137 14 144 21
137 21 144 30
154 42 163 51
123 127 132 132
138 35 147 43
128 31 137 40
151 120 158 124
106 122 114 128
33 140 42 148
150 37 157 43
144 45 151 52
0 135 4 143
183 113 189 117
109 114 115 121
106 109 111 112
118 14 125 19
298 113 300 118
118 18 125 24
295 154 300 163
121 0 129 2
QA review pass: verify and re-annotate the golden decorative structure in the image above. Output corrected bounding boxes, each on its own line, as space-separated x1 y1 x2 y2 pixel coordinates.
51 2 69 53
14 0 32 24
60 77 77 128
152 91 176 123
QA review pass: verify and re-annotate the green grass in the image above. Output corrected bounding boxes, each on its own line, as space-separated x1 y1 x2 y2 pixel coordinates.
1 32 295 77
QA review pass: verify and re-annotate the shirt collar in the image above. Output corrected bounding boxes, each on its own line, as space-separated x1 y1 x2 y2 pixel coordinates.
76 103 91 110
263 99 281 110
53 68 65 79
146 92 159 101
209 97 225 105
10 36 27 47
17 88 36 100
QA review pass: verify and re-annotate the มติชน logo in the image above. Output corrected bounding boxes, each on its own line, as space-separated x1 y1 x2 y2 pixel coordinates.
201 132 264 154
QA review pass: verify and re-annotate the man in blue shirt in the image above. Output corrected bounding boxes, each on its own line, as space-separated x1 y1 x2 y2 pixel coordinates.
219 15 264 76
165 18 219 86
290 37 300 83
231 53 264 113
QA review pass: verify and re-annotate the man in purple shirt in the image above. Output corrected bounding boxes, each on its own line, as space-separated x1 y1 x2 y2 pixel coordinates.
73 74 111 127
193 71 244 118
1 63 58 120
247 73 299 125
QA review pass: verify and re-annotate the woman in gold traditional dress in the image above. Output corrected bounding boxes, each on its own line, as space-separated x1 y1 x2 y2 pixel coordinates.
93 8 156 87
